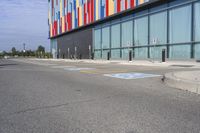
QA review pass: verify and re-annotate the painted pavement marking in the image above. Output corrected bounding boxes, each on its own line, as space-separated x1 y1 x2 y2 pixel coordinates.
104 72 162 79
80 69 130 74
64 67 95 71
51 66 76 69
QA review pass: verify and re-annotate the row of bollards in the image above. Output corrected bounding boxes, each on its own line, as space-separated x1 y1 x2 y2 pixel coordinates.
106 49 166 62
57 52 95 60
57 49 166 62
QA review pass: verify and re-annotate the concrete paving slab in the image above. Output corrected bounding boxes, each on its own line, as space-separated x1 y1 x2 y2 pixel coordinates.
164 71 200 94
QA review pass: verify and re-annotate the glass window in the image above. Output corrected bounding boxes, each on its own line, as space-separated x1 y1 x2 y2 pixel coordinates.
50 39 58 58
94 50 101 59
169 44 191 59
195 2 200 41
134 16 148 59
122 49 130 60
134 16 148 46
111 49 121 59
94 29 101 49
111 24 121 48
122 20 133 47
102 50 110 59
169 5 192 43
150 12 167 45
134 47 148 59
102 26 110 49
150 46 166 59
195 44 200 59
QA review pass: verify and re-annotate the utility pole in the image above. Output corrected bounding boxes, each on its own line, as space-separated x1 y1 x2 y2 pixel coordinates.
23 43 26 52
23 43 26 57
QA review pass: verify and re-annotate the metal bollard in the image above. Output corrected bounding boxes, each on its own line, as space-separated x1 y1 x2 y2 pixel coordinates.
162 49 166 62
107 52 110 60
91 53 94 60
129 50 132 61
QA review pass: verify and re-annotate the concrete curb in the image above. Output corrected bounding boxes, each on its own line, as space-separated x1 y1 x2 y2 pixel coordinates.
164 72 200 94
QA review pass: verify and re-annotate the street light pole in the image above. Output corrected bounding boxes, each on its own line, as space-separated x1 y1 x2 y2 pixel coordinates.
23 43 26 57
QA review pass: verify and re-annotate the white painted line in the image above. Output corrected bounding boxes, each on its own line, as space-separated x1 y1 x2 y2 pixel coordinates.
51 66 76 68
64 68 95 71
104 72 162 79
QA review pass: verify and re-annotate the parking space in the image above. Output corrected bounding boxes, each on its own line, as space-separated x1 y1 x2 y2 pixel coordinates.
104 72 162 79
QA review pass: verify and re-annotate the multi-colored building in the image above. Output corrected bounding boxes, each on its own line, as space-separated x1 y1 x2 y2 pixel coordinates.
48 0 200 60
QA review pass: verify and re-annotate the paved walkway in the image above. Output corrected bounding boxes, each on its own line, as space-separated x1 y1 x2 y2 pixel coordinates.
34 58 200 68
164 71 200 94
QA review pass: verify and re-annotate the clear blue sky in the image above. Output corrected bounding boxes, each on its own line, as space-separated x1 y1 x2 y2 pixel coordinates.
0 0 49 52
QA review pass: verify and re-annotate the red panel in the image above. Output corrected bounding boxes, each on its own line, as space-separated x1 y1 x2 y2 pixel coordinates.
91 0 94 22
54 21 58 36
117 0 121 13
125 0 128 10
65 15 67 31
52 24 54 36
67 13 72 30
130 0 135 8
106 0 109 17
84 3 86 25
87 1 90 23
78 7 80 26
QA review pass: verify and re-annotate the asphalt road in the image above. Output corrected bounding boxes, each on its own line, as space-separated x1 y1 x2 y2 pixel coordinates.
0 59 200 133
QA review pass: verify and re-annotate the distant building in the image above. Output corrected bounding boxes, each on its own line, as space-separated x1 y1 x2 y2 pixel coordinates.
48 0 200 60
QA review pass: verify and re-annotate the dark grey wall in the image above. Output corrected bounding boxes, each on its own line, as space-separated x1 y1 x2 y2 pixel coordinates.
57 28 93 59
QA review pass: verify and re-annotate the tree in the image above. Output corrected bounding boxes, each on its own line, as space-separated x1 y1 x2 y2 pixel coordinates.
11 47 17 56
37 45 45 53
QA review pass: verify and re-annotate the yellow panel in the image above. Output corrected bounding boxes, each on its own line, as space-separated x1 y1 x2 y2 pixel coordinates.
96 0 99 20
139 0 144 4
62 16 65 33
80 6 83 26
109 0 114 15
60 0 62 17
76 0 79 7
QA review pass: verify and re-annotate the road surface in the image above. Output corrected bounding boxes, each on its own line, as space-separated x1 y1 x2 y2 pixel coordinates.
0 59 200 133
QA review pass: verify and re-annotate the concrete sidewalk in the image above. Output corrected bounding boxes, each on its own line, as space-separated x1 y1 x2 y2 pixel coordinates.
32 58 200 68
164 71 200 94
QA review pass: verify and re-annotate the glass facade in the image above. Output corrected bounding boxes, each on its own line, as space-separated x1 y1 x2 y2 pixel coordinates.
111 24 121 48
50 39 58 59
93 0 200 60
134 17 148 59
149 11 167 59
169 5 192 59
195 1 200 59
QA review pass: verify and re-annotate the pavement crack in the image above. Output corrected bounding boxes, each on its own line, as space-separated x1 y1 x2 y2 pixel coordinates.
9 99 96 116
7 93 123 116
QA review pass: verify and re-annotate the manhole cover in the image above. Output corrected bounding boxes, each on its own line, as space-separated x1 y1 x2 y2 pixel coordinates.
170 65 194 67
